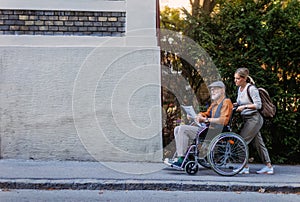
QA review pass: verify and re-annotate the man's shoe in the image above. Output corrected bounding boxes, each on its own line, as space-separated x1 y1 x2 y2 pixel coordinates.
233 167 249 174
163 158 175 166
171 160 183 168
256 166 274 174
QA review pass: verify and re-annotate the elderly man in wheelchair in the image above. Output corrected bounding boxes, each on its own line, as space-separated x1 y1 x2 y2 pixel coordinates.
171 80 232 165
164 81 248 176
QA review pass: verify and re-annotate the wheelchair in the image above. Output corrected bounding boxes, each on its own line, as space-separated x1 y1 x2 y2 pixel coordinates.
164 107 248 176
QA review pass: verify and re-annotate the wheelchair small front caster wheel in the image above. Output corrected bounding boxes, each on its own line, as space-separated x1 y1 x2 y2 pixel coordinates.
185 161 199 175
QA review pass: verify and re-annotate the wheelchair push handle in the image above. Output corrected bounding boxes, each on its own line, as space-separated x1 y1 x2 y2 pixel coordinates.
232 103 240 113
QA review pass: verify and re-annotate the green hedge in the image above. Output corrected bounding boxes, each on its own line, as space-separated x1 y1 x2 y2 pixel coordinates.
161 0 299 164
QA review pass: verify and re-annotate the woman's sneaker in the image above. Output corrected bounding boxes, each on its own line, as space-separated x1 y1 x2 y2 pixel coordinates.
256 166 274 174
233 167 249 174
239 167 249 174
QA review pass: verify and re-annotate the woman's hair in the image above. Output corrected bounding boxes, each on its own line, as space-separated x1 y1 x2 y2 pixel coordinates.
235 67 255 85
247 75 255 85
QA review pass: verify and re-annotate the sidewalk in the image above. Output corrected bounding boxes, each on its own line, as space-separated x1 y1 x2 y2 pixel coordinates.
0 159 299 193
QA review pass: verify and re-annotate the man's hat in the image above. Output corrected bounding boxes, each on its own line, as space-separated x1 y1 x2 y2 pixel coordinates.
208 81 225 88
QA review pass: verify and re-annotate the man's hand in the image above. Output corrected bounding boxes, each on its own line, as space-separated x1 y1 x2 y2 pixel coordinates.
186 115 192 120
196 114 206 123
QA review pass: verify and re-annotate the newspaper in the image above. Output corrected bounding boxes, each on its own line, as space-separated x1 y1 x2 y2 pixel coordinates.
181 105 205 127
181 105 197 119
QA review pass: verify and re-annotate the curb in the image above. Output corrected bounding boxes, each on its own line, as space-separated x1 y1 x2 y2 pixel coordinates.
1 179 299 193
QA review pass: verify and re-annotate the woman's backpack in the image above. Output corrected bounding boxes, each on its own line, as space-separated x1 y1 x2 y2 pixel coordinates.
247 85 276 118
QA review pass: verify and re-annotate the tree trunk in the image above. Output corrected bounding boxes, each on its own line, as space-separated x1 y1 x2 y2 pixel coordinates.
203 0 217 14
190 0 217 16
191 0 200 17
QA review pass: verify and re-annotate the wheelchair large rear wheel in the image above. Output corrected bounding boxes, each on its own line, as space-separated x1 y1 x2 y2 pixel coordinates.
208 132 248 176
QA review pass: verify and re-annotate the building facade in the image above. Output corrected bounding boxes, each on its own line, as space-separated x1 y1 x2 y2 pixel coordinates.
0 0 162 162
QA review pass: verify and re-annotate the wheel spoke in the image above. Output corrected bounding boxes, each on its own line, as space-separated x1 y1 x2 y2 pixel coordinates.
208 133 248 176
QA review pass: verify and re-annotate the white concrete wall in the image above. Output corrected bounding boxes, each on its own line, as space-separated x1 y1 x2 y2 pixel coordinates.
0 0 162 162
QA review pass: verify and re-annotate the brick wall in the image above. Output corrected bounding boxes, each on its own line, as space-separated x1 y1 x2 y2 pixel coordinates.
0 9 126 36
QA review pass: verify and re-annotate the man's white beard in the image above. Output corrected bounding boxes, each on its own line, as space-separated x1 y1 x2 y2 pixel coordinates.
211 93 221 101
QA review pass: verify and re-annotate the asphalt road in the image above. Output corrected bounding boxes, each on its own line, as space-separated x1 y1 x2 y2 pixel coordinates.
0 190 299 202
